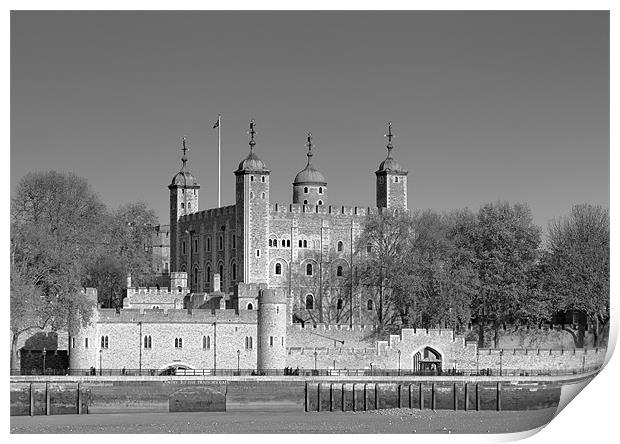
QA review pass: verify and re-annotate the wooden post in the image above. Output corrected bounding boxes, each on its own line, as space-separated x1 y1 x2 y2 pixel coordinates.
45 383 51 416
464 383 469 411
352 384 356 411
431 383 436 411
29 384 35 417
496 382 502 411
453 383 458 411
475 383 480 411
330 383 334 412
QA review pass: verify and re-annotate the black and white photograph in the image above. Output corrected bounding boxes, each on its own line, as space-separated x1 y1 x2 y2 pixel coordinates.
8 7 612 438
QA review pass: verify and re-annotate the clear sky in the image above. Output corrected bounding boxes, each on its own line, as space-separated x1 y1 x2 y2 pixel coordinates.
10 11 609 231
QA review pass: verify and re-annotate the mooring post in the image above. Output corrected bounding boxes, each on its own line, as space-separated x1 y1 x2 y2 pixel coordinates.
29 383 34 417
45 382 51 415
496 382 502 411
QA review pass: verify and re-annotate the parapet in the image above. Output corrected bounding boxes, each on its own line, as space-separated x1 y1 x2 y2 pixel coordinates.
291 324 377 331
179 205 236 223
96 307 257 324
270 203 378 217
259 288 287 304
235 282 268 298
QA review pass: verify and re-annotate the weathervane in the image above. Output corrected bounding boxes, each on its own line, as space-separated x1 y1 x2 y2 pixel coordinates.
181 136 188 169
306 132 314 160
384 122 394 156
248 119 256 151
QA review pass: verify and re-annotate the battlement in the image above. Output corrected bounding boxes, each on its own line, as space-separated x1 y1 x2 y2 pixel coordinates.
96 308 258 324
287 347 378 356
291 324 377 331
270 203 379 217
479 347 605 357
126 287 185 297
179 204 236 223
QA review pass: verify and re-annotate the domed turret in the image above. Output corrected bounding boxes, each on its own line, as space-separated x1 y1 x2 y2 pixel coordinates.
170 170 198 187
375 122 408 210
235 119 269 173
292 133 328 206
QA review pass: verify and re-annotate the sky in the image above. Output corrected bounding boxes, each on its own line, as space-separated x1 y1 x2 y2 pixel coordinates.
10 11 609 231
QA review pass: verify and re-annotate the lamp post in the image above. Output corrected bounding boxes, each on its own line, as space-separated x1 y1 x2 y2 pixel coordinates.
370 362 374 377
42 348 46 375
499 350 503 376
314 351 318 372
138 321 143 374
476 349 480 375
99 349 103 376
398 350 401 376
237 349 241 375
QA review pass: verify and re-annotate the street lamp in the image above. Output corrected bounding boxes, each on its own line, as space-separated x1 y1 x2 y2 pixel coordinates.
99 349 103 376
499 350 503 376
398 350 401 376
370 362 374 376
42 348 47 375
314 351 318 372
237 349 241 374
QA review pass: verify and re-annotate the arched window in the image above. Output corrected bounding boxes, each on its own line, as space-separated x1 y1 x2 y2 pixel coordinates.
304 187 308 193
247 303 253 310
261 192 265 199
318 200 323 205
181 202 185 209
249 337 253 349
219 264 224 280
203 336 207 349
337 265 343 277
182 241 186 255
175 338 183 348
232 234 236 249
337 241 344 252
306 263 313 276
250 175 255 182
269 239 272 247
305 294 314 310
85 338 89 348
193 266 198 284
206 336 211 349
303 200 308 205
287 240 291 247
318 187 323 194
219 236 223 250
395 176 399 183
193 239 198 253
207 237 211 251
303 240 308 248
337 299 343 310
261 176 265 183
232 263 237 281
144 336 152 349
275 263 282 275
367 300 374 310
101 336 109 349
206 266 211 283
188 202 192 210
282 239 286 247
366 244 372 253
298 240 303 248
177 286 182 293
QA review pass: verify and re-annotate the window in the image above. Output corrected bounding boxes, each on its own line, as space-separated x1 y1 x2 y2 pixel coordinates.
164 262 169 273
275 263 282 275
193 266 198 284
175 338 183 348
245 336 253 349
232 263 237 281
203 336 210 349
303 240 308 248
269 239 272 247
206 266 211 283
305 294 314 310
182 241 186 255
256 249 260 257
177 286 183 292
304 187 308 193
181 202 185 209
337 241 344 252
193 239 198 253
250 192 254 198
270 336 274 347
287 240 291 247
303 200 308 205
318 200 323 205
207 237 211 251
247 303 253 310
101 336 109 349
282 239 286 247
85 338 89 348
144 336 152 349
306 263 313 276
219 264 224 279
337 299 343 310
318 187 323 194
366 244 372 253
72 338 75 348
337 265 343 277
188 202 192 210
395 176 399 183
261 176 265 183
219 235 223 250
232 234 236 249
298 240 303 248
261 192 265 199
367 300 374 310
251 175 255 182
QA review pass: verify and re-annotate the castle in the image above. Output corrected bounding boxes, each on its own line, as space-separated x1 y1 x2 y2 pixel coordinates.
67 121 605 374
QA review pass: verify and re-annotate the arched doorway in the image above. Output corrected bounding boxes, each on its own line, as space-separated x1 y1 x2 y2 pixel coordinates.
413 347 442 374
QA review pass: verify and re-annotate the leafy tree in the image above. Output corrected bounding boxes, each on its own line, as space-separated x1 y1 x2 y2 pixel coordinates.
544 204 609 347
464 202 546 347
10 171 104 369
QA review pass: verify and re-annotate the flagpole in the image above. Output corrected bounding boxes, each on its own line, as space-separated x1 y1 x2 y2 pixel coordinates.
218 114 221 208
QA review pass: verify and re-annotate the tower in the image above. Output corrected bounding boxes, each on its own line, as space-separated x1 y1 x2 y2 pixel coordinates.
257 288 287 371
375 122 408 210
234 120 270 284
169 137 200 272
293 133 328 206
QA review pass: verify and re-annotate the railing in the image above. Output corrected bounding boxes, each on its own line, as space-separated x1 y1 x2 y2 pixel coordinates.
10 365 602 377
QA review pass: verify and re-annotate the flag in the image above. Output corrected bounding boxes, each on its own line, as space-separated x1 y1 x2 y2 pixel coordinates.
213 117 220 129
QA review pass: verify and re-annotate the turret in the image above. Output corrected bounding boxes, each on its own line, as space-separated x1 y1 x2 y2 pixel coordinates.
376 122 408 210
169 137 200 272
257 288 287 371
293 133 327 206
234 119 270 285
